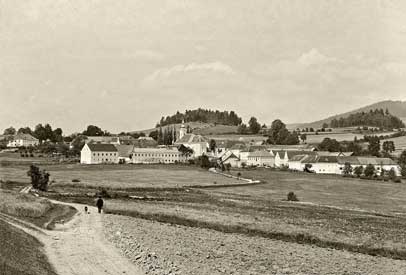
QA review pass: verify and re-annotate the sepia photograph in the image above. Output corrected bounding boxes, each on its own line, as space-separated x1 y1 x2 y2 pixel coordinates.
2 1 406 274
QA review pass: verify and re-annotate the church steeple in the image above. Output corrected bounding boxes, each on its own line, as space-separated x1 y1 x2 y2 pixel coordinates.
179 119 186 140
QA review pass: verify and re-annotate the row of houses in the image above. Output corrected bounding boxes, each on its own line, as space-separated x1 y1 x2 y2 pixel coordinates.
219 145 401 176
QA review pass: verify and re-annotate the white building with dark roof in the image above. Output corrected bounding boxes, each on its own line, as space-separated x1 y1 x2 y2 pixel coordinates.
174 133 208 157
247 150 274 167
80 143 119 164
131 147 187 164
7 134 39 148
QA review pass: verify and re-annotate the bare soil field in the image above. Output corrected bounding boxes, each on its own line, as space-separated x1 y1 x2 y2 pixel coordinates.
104 214 406 275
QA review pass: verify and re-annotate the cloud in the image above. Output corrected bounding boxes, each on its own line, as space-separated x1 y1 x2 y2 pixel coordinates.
297 48 337 67
144 61 235 81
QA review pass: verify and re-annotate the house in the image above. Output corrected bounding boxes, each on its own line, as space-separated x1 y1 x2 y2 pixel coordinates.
302 155 340 174
131 147 187 164
247 150 274 167
288 154 311 171
273 150 318 167
118 135 136 145
80 143 119 164
7 134 39 148
221 152 241 167
337 156 401 176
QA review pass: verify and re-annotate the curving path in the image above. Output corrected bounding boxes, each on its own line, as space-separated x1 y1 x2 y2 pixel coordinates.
1 201 144 275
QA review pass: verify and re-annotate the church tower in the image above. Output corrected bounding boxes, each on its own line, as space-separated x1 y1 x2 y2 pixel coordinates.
179 120 187 140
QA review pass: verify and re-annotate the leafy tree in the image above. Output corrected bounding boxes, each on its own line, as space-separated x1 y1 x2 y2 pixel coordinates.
70 135 87 156
82 125 105 136
343 162 353 175
364 164 375 177
248 117 261 134
237 123 249 134
300 133 307 143
17 127 33 135
178 144 194 157
318 138 341 152
197 155 211 168
209 139 216 152
287 192 299 201
27 165 50 191
401 165 406 178
149 130 158 141
3 126 16 135
322 123 329 129
388 168 397 181
34 124 47 142
353 166 364 177
382 141 395 153
367 136 380 157
398 150 406 166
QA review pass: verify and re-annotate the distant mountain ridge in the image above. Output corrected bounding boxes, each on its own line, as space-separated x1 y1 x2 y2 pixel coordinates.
288 100 406 129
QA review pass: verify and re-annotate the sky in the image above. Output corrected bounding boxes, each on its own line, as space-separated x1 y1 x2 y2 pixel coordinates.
1 0 406 134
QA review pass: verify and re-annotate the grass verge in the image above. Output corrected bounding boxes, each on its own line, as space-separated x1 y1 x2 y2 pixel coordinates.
0 219 57 275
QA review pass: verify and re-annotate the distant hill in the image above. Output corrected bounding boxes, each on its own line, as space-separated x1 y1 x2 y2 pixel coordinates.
132 122 238 136
288 100 406 129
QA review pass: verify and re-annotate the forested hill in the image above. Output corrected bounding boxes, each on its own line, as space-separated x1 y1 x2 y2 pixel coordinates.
330 109 405 129
156 109 242 127
288 100 406 129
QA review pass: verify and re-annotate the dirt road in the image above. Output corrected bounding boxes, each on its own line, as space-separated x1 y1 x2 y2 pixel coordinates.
1 202 144 275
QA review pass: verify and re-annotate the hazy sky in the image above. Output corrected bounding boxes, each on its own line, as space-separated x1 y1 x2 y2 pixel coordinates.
1 0 406 134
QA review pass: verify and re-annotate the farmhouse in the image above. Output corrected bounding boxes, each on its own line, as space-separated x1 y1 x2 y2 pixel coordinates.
273 150 317 167
337 156 401 176
115 144 135 163
131 147 187 164
221 152 241 167
80 143 119 164
7 134 39 148
247 150 274 167
303 155 340 174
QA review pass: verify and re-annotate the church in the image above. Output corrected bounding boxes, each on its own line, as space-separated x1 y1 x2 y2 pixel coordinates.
174 121 209 157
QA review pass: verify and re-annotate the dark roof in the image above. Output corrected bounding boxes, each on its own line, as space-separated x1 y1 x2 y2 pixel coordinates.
304 155 338 163
175 134 207 144
87 143 118 152
338 156 397 165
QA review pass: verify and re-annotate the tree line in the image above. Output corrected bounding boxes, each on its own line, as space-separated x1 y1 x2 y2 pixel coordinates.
330 109 405 129
157 109 243 127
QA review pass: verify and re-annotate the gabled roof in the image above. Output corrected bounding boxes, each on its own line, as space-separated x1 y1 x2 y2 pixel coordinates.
114 145 135 157
337 156 397 165
248 150 273 158
12 133 38 141
86 143 118 152
222 152 240 162
304 155 338 163
290 154 309 162
272 150 316 159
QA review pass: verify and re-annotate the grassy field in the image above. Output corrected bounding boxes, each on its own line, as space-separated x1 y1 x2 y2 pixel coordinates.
0 164 241 191
0 219 57 275
385 135 406 154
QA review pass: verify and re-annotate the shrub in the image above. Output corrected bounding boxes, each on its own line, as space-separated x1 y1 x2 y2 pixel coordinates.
287 192 299 202
72 179 81 183
364 164 375 178
394 178 402 183
98 188 111 198
237 172 242 179
27 165 50 191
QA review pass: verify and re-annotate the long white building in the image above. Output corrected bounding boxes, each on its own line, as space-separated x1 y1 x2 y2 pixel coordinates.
80 143 119 164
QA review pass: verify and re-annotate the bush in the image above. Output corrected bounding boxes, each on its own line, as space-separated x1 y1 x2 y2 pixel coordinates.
98 188 111 198
72 179 81 183
393 178 402 183
287 192 299 202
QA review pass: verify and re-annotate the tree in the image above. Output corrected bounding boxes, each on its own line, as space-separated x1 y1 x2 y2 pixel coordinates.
34 124 47 142
82 125 104 136
401 165 406 178
364 164 375 177
353 166 364 177
322 123 329 129
343 162 353 175
209 139 216 152
318 138 341 152
237 123 248 134
3 126 16 135
388 168 397 181
149 130 158 141
52 128 63 143
382 141 395 154
248 117 261 134
17 127 33 135
27 165 50 191
398 150 406 166
267 119 286 144
300 133 307 143
178 144 194 158
367 136 380 157
70 135 87 156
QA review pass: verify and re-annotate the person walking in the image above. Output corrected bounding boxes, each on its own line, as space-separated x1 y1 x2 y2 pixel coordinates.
96 196 104 213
